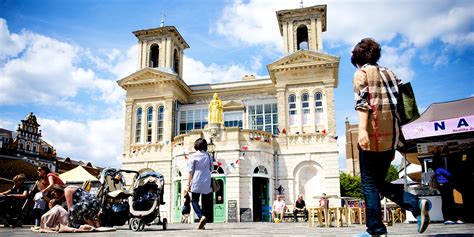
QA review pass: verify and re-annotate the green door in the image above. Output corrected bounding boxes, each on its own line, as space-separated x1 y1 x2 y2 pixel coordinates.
213 177 226 223
173 180 182 223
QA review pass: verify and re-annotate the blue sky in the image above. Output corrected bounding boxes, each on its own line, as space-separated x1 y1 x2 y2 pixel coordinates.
0 0 473 168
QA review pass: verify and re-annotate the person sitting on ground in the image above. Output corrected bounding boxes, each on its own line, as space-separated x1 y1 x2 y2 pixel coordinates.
40 198 69 229
49 184 100 228
272 195 286 222
293 194 308 222
0 174 29 227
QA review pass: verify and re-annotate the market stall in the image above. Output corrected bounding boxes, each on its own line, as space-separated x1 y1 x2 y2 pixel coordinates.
401 97 474 223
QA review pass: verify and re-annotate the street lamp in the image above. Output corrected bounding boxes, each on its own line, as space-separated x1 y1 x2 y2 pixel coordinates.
207 138 216 159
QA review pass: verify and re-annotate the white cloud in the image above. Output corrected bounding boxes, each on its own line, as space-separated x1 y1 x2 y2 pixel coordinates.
379 44 416 81
213 0 474 50
39 116 124 168
0 19 126 108
0 19 25 60
183 55 263 85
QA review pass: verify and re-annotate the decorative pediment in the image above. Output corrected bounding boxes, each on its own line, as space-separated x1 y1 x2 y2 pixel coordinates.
117 68 179 89
223 100 245 111
266 50 340 84
268 50 339 69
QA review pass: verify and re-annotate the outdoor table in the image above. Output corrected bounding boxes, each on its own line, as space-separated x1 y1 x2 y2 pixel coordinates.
312 195 338 227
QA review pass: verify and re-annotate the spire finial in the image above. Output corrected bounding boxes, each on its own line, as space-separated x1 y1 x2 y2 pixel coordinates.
160 11 166 27
300 0 304 8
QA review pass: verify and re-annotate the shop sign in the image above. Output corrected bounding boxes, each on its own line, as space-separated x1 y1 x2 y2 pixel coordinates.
402 115 474 140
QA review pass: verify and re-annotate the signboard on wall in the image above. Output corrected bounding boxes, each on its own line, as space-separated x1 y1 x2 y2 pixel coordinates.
227 200 237 222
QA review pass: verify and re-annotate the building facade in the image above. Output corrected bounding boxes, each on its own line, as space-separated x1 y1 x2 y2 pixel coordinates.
345 118 360 176
118 5 341 223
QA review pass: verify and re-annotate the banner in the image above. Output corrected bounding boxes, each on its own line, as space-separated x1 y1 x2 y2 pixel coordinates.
402 115 474 140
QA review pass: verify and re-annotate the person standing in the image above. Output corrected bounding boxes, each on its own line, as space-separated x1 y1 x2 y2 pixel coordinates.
433 157 463 224
351 38 431 236
293 194 308 222
187 138 213 230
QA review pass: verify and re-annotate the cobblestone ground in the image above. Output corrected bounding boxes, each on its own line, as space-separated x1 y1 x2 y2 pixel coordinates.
2 222 473 237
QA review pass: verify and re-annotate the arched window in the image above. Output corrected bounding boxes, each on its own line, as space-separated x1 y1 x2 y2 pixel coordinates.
149 44 159 68
288 94 297 126
146 107 153 143
135 108 143 143
173 49 179 75
297 25 309 50
157 106 164 141
315 92 323 124
301 93 310 125
253 165 268 175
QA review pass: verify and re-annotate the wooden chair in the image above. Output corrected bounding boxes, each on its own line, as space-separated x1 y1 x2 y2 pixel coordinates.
348 207 365 225
307 207 324 227
284 205 295 222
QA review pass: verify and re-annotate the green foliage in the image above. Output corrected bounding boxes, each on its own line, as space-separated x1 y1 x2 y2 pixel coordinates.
339 172 363 199
386 165 399 182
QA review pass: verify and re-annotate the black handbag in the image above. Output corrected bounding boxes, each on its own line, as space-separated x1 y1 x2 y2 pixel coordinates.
397 82 420 125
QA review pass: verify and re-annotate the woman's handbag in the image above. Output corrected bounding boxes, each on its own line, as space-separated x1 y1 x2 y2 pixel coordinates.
211 178 220 192
397 82 420 125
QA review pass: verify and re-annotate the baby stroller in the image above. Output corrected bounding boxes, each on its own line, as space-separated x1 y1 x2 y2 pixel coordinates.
128 168 167 232
97 168 133 227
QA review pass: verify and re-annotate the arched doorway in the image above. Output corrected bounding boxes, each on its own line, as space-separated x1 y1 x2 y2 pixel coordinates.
294 161 322 206
211 165 226 223
252 165 270 222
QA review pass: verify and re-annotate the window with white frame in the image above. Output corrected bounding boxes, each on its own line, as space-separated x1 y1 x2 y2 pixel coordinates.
248 103 278 134
179 109 208 134
157 106 164 141
224 111 243 128
146 107 153 143
301 93 310 125
315 92 324 124
288 94 297 126
135 108 142 143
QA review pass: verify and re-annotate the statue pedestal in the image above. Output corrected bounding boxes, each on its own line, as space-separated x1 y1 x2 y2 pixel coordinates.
204 123 223 140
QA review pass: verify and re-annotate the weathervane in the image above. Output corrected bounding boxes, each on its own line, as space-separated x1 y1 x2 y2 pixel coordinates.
300 0 304 8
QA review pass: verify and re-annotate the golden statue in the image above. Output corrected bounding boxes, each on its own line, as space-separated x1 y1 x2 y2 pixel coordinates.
208 93 223 124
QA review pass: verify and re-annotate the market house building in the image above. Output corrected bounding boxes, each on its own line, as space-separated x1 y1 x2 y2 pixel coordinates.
118 4 341 223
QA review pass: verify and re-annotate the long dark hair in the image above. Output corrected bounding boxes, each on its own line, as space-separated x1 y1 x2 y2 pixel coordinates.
194 138 208 152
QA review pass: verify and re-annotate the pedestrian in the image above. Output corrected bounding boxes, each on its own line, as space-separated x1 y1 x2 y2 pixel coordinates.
351 38 431 236
187 138 213 230
433 155 463 224
181 189 191 223
37 165 64 198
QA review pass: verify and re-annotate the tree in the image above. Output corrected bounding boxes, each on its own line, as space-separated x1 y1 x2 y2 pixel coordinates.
339 172 363 199
386 165 399 183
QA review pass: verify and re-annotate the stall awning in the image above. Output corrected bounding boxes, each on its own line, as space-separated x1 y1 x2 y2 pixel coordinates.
402 97 474 140
59 166 98 183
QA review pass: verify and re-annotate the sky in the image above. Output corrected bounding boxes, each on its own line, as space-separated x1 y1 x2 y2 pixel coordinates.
0 0 473 169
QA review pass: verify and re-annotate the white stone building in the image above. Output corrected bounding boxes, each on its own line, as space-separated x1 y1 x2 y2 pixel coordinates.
117 4 340 223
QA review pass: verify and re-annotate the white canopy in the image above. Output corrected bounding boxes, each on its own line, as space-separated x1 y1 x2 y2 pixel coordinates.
59 166 98 183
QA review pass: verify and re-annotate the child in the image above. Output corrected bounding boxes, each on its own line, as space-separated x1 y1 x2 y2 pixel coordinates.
181 189 191 223
32 179 47 227
40 199 69 229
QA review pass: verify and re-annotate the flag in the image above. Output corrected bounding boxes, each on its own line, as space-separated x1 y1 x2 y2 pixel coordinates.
332 136 338 140
322 129 327 134
184 154 189 160
235 159 240 164
241 146 248 151
230 163 235 168
217 162 222 167
276 128 280 134
281 128 286 134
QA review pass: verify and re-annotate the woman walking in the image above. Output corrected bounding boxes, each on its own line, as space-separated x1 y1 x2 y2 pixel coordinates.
351 38 431 236
187 138 213 230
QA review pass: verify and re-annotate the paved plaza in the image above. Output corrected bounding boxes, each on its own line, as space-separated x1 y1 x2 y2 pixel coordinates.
2 222 473 237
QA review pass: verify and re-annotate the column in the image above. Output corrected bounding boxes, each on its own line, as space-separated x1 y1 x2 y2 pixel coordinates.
283 22 289 54
288 21 294 54
164 99 174 143
316 17 323 50
276 88 287 131
310 18 317 51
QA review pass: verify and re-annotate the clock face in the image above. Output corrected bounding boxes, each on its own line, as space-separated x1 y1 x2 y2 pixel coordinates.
28 127 33 132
